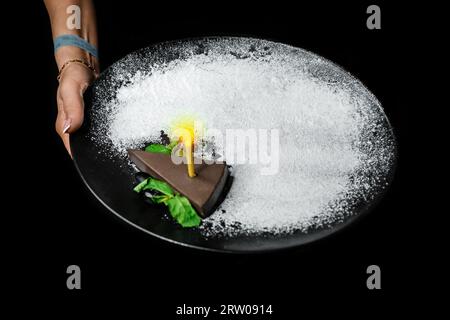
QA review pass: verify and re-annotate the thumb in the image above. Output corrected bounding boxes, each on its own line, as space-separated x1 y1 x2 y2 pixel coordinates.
60 82 85 134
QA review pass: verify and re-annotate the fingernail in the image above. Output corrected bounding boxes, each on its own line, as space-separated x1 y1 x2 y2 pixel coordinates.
63 119 72 134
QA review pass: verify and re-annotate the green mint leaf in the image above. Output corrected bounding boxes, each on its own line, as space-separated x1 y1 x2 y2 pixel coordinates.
133 178 149 193
166 195 201 227
133 177 174 196
145 144 172 154
142 178 175 196
132 175 201 228
177 196 202 227
152 194 172 204
166 195 184 220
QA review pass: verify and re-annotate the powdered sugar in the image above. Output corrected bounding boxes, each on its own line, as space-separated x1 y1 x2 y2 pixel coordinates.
90 38 395 236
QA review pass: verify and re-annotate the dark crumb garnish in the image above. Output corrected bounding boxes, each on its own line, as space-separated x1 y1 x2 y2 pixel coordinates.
159 130 170 145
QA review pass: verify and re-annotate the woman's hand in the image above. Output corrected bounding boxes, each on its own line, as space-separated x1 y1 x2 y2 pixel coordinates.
44 0 98 156
56 62 95 156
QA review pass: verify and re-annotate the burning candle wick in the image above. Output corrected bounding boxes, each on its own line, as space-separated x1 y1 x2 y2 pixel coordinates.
171 116 199 178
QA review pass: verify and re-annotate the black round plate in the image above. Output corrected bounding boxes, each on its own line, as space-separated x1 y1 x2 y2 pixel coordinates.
71 37 397 253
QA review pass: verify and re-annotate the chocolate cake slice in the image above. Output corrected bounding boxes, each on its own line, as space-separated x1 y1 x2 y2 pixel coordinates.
128 150 229 217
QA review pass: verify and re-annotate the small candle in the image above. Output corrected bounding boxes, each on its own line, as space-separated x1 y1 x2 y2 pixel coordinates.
184 140 196 178
171 116 198 178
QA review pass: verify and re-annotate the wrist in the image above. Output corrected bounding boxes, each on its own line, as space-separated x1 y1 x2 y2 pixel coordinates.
55 45 98 72
58 59 98 83
58 61 96 89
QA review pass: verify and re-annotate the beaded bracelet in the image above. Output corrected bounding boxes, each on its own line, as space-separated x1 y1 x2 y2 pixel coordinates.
57 58 98 81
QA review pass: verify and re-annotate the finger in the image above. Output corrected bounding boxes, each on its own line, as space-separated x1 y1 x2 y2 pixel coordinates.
60 81 85 134
55 107 72 157
55 99 66 136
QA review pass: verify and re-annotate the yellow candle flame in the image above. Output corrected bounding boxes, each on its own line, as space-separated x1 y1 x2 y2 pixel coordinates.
170 115 203 178
170 115 199 145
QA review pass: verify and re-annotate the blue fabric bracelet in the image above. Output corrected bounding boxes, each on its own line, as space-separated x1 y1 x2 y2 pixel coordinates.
54 34 98 58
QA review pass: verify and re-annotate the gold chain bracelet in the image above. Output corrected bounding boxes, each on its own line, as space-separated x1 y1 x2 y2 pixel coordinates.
57 58 98 81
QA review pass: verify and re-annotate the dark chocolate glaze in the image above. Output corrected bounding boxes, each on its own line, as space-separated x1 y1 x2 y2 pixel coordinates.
128 150 229 217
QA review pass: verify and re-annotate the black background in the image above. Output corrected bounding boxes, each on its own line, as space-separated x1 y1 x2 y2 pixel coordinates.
6 0 425 316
